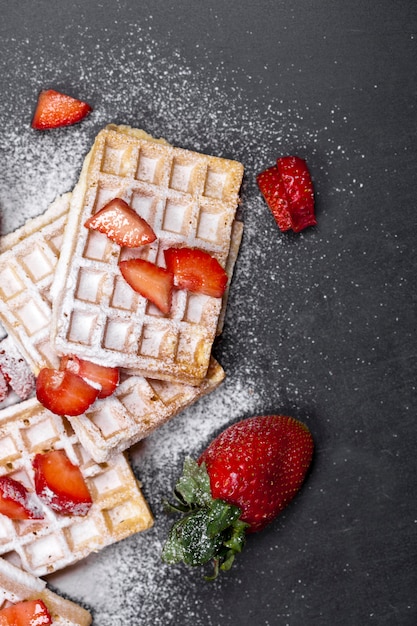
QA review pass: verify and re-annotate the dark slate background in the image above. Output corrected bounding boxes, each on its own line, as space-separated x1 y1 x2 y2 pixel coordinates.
1 1 416 625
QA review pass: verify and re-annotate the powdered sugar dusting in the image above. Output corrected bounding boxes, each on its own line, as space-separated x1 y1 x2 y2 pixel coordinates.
1 21 362 626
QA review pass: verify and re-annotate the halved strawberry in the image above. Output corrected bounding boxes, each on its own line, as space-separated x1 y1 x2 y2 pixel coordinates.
84 198 156 248
0 599 52 625
256 165 293 232
0 338 36 400
36 368 99 416
277 156 316 232
119 258 173 314
164 247 228 298
31 89 92 130
33 449 92 516
60 355 119 399
257 156 316 233
0 476 44 521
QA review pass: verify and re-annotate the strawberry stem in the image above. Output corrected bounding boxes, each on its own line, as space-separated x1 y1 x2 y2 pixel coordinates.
162 458 249 578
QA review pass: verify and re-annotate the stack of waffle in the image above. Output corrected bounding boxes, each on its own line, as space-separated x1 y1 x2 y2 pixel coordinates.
0 124 244 600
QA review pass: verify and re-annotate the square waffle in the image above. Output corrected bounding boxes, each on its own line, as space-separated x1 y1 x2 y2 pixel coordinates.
50 125 244 385
0 195 226 462
0 557 92 625
0 397 153 577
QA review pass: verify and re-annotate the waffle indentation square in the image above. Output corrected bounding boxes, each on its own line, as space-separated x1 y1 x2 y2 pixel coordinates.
185 293 211 324
87 403 124 438
118 379 157 416
102 143 135 177
103 319 134 352
204 168 227 199
24 534 65 570
0 266 24 299
22 418 59 451
139 324 177 359
162 199 192 235
83 230 115 263
177 328 208 365
94 186 123 213
76 268 106 304
0 435 19 463
68 311 98 345
136 146 167 184
111 276 139 311
19 247 54 283
197 206 228 243
16 301 49 336
66 517 101 550
90 467 123 499
104 500 143 533
130 191 159 225
170 159 196 193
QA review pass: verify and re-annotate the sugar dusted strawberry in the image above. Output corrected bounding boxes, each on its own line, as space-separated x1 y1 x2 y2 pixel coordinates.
256 165 293 232
33 449 92 516
257 156 316 233
60 355 119 399
119 258 174 314
277 156 316 232
31 89 92 130
36 368 99 416
0 476 44 521
84 198 156 248
0 599 52 625
164 247 228 298
162 415 313 577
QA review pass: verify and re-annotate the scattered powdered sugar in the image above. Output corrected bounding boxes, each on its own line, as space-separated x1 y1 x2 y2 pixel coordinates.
1 20 362 626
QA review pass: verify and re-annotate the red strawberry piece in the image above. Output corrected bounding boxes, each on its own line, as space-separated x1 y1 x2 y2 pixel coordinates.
60 355 119 399
164 247 228 298
33 449 92 516
36 368 99 416
119 258 174 314
31 89 92 130
0 338 36 400
277 156 316 232
257 156 316 233
84 198 156 248
0 475 44 521
256 165 293 232
162 414 313 577
0 599 52 625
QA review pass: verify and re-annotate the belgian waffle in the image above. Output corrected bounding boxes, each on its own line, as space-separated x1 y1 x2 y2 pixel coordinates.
0 397 153 577
0 557 92 625
50 125 244 385
0 195 226 462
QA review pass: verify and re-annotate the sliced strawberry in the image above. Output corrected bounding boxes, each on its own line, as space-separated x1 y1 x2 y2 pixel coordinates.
84 198 156 248
0 599 52 625
256 165 293 232
257 156 316 233
31 89 92 130
119 258 173 314
277 156 316 232
60 355 119 399
0 476 44 521
164 247 228 298
33 449 92 516
36 368 99 416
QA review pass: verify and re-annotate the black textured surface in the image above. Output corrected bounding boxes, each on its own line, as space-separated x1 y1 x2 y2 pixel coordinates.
0 2 416 625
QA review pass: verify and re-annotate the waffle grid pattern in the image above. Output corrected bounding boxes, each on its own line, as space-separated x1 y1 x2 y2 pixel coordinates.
0 398 153 577
0 557 92 625
52 127 244 384
0 196 70 374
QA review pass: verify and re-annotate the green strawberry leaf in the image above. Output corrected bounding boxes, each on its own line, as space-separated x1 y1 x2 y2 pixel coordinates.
162 458 249 578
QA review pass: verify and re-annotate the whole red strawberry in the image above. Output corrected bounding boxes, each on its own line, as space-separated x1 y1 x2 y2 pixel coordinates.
162 415 313 577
